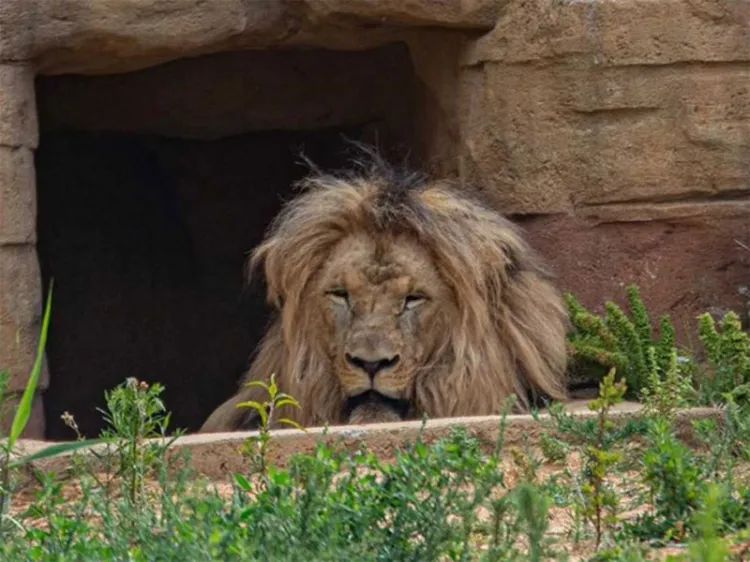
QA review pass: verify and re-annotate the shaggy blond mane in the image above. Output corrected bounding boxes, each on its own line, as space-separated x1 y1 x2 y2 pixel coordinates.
200 154 569 432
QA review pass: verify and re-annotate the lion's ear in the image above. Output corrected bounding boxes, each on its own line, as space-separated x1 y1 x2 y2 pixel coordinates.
249 238 287 311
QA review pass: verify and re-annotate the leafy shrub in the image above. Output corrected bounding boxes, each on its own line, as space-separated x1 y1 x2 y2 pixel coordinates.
1 284 749 560
696 311 750 407
565 284 691 400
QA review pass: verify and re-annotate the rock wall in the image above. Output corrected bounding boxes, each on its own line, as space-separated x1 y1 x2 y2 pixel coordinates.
0 0 748 437
0 63 46 438
453 0 750 341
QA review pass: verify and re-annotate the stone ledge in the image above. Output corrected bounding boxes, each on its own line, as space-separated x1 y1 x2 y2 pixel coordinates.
12 403 722 482
577 199 750 224
14 0 498 76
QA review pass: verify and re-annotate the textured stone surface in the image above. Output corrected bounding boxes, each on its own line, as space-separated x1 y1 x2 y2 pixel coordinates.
0 64 38 147
26 0 495 75
0 146 35 245
0 245 47 392
463 0 750 66
518 210 750 344
33 0 254 74
457 62 750 214
0 1 35 60
453 0 750 215
300 0 502 29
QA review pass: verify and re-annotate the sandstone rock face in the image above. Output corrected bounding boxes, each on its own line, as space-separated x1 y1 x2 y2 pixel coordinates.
457 63 750 214
0 62 46 437
456 0 750 213
0 65 37 148
0 245 46 392
1 0 497 75
450 0 750 346
0 147 35 245
520 211 750 345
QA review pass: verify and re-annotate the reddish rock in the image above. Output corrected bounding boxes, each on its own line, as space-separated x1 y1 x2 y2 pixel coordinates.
518 210 750 346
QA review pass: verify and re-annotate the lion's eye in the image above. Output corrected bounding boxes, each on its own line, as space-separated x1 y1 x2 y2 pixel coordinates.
326 288 350 306
403 294 427 311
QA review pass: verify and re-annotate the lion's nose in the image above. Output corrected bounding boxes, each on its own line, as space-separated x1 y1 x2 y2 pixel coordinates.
345 353 400 380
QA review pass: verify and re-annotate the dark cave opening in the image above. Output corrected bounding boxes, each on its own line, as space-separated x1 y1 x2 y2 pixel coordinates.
34 44 418 439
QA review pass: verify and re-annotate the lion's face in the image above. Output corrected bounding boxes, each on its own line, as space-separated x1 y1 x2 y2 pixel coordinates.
199 160 570 435
315 232 455 418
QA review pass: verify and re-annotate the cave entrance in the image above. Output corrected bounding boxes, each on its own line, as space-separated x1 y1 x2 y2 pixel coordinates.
34 44 420 439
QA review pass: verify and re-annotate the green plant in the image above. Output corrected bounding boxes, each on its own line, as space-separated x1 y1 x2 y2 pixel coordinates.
539 431 569 464
696 311 750 406
579 368 627 550
0 283 100 535
640 346 694 422
98 377 178 506
663 485 731 562
515 482 551 562
632 417 707 541
5 287 750 560
565 284 690 399
237 373 303 485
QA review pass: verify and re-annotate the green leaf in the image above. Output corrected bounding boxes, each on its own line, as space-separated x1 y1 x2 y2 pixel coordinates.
8 281 53 449
9 438 103 469
278 418 305 431
275 398 300 409
237 400 266 413
237 401 268 426
244 380 270 390
234 473 252 491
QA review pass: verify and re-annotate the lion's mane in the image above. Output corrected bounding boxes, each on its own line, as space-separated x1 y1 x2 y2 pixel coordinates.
200 155 569 432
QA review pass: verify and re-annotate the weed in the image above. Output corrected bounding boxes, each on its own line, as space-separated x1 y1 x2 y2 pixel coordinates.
640 346 694 422
99 377 178 506
237 373 303 485
664 485 731 562
539 431 569 464
580 369 627 550
0 283 101 536
696 311 750 407
633 416 707 541
516 482 551 562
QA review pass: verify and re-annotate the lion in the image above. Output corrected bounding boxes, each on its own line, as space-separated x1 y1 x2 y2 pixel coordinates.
200 154 569 433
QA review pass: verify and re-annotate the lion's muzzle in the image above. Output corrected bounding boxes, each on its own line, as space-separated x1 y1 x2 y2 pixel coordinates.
345 352 400 379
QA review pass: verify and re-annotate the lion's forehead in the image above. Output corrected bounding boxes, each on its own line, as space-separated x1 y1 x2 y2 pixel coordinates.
322 234 442 293
362 263 404 285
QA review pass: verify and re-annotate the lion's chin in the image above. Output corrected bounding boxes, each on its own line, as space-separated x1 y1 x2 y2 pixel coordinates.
344 390 411 425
